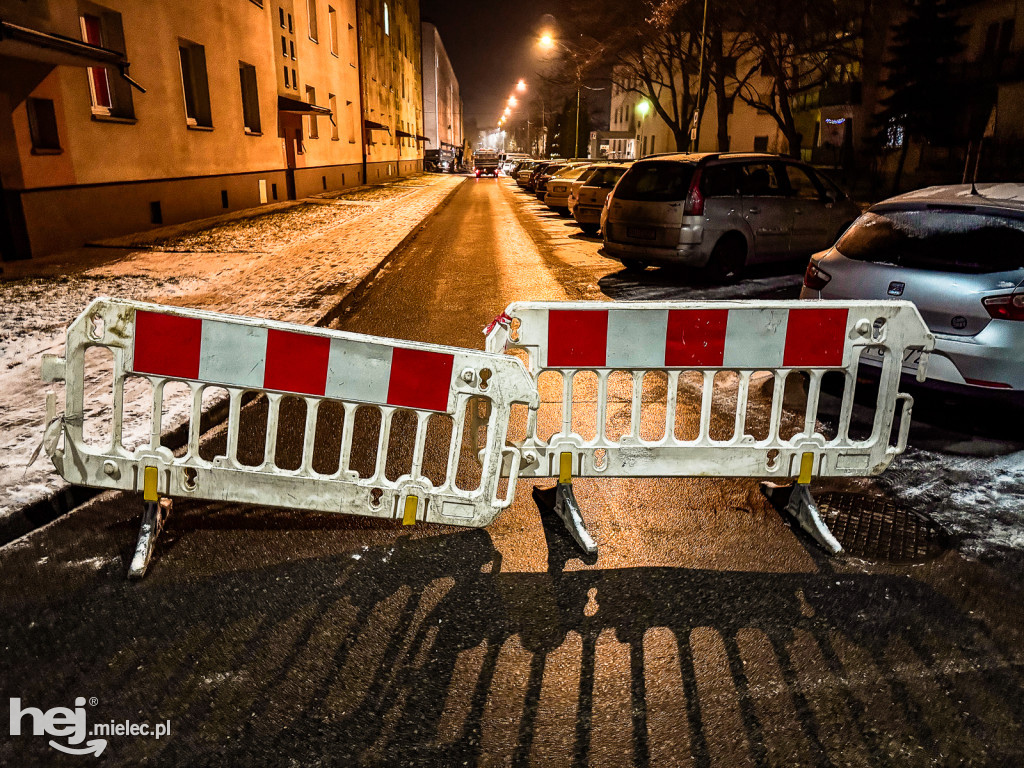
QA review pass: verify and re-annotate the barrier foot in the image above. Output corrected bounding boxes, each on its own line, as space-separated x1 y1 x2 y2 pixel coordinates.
128 497 173 579
534 481 597 556
761 482 843 555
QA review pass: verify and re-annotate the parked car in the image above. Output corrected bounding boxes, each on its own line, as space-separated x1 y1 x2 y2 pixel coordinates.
600 152 860 278
573 163 632 235
528 161 566 193
544 164 596 214
801 183 1024 401
536 162 589 200
515 161 541 187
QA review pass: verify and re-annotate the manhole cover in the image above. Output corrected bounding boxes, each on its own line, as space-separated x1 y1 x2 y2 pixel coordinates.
816 492 947 562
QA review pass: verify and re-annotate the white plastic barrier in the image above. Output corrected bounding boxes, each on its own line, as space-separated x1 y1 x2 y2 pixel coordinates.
42 299 537 573
485 300 935 553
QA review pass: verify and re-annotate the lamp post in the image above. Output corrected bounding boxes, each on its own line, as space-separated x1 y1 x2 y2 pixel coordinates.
635 98 650 158
538 32 583 158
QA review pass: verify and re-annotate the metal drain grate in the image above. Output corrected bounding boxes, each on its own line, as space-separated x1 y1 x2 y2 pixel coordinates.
816 492 947 562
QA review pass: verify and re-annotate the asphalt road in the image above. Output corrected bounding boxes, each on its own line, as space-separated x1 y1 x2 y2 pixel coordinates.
1 177 1023 767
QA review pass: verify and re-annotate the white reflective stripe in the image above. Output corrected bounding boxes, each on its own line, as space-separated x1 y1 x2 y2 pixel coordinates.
523 312 551 368
325 338 394 404
607 309 668 368
199 320 267 388
722 309 790 369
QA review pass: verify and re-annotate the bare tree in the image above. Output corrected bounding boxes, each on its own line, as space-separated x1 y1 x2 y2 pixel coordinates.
729 0 862 155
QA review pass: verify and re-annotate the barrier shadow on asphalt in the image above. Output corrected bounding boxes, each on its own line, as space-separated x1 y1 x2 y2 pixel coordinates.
4 514 1022 768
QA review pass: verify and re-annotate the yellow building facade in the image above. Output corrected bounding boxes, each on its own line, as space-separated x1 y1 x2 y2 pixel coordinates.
0 0 423 259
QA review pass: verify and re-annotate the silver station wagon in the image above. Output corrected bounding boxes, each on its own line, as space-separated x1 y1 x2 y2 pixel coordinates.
601 152 860 279
801 183 1024 400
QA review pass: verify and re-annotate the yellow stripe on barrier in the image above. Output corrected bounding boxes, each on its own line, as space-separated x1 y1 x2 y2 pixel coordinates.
143 466 159 502
559 452 572 484
798 452 814 485
402 495 418 526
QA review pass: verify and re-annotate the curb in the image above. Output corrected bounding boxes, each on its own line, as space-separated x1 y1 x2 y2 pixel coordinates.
0 175 466 549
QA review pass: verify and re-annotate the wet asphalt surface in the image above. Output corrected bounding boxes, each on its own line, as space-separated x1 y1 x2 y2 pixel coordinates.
2 177 1023 766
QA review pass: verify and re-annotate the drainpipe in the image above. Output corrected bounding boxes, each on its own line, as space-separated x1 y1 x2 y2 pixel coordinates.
354 0 368 184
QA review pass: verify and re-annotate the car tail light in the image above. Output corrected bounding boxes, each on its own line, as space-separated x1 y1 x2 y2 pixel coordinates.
803 260 832 290
475 169 481 177
982 291 1024 321
683 168 704 216
964 377 1014 389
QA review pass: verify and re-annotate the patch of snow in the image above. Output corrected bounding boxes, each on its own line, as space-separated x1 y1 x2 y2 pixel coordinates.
1 274 200 524
880 448 1024 562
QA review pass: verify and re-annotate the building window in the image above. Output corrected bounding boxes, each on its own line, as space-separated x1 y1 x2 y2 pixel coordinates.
279 7 285 27
281 35 288 57
288 12 293 32
239 62 261 134
179 40 213 127
383 1 389 35
290 40 296 59
307 0 318 41
306 85 318 139
328 6 338 55
79 7 134 119
291 68 297 89
329 93 339 139
753 135 769 152
284 66 290 88
26 98 61 153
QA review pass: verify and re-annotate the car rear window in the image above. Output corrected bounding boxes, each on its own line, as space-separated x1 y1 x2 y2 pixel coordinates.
587 167 628 188
837 209 1024 272
614 161 694 202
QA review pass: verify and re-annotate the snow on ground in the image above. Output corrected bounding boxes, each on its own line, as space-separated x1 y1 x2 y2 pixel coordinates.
143 202 367 253
882 447 1024 564
1 273 201 518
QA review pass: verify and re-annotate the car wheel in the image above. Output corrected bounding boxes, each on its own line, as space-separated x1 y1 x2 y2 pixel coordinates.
706 234 747 283
580 223 599 236
623 260 649 273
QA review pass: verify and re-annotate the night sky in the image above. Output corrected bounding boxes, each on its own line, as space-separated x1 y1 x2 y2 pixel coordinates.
420 0 572 135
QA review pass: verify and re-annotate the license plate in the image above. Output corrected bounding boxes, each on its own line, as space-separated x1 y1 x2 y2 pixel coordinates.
626 226 657 240
862 347 922 372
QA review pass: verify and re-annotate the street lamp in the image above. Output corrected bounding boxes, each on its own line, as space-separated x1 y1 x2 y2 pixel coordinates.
536 32 584 158
508 95 517 107
635 99 650 159
516 79 527 92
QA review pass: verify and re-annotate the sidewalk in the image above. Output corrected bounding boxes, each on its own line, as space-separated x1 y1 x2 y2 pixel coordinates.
0 172 465 540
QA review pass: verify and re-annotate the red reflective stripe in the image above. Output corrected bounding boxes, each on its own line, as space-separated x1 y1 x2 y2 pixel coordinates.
665 309 728 366
547 310 608 367
264 329 331 395
783 308 848 368
133 310 202 379
387 348 454 411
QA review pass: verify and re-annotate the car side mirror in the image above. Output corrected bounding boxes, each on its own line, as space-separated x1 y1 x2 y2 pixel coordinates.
823 189 839 204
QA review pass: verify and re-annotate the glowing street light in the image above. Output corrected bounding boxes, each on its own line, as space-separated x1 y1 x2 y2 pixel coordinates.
508 95 518 107
538 32 554 49
636 99 651 118
516 79 527 92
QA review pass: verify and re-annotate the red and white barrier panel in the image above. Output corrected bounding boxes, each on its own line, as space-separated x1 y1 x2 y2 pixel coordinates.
133 310 458 412
485 300 935 481
42 299 537 531
519 306 851 370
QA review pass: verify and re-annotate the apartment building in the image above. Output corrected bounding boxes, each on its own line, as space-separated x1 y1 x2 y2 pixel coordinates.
420 21 462 170
606 68 784 160
0 0 422 260
357 0 423 180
